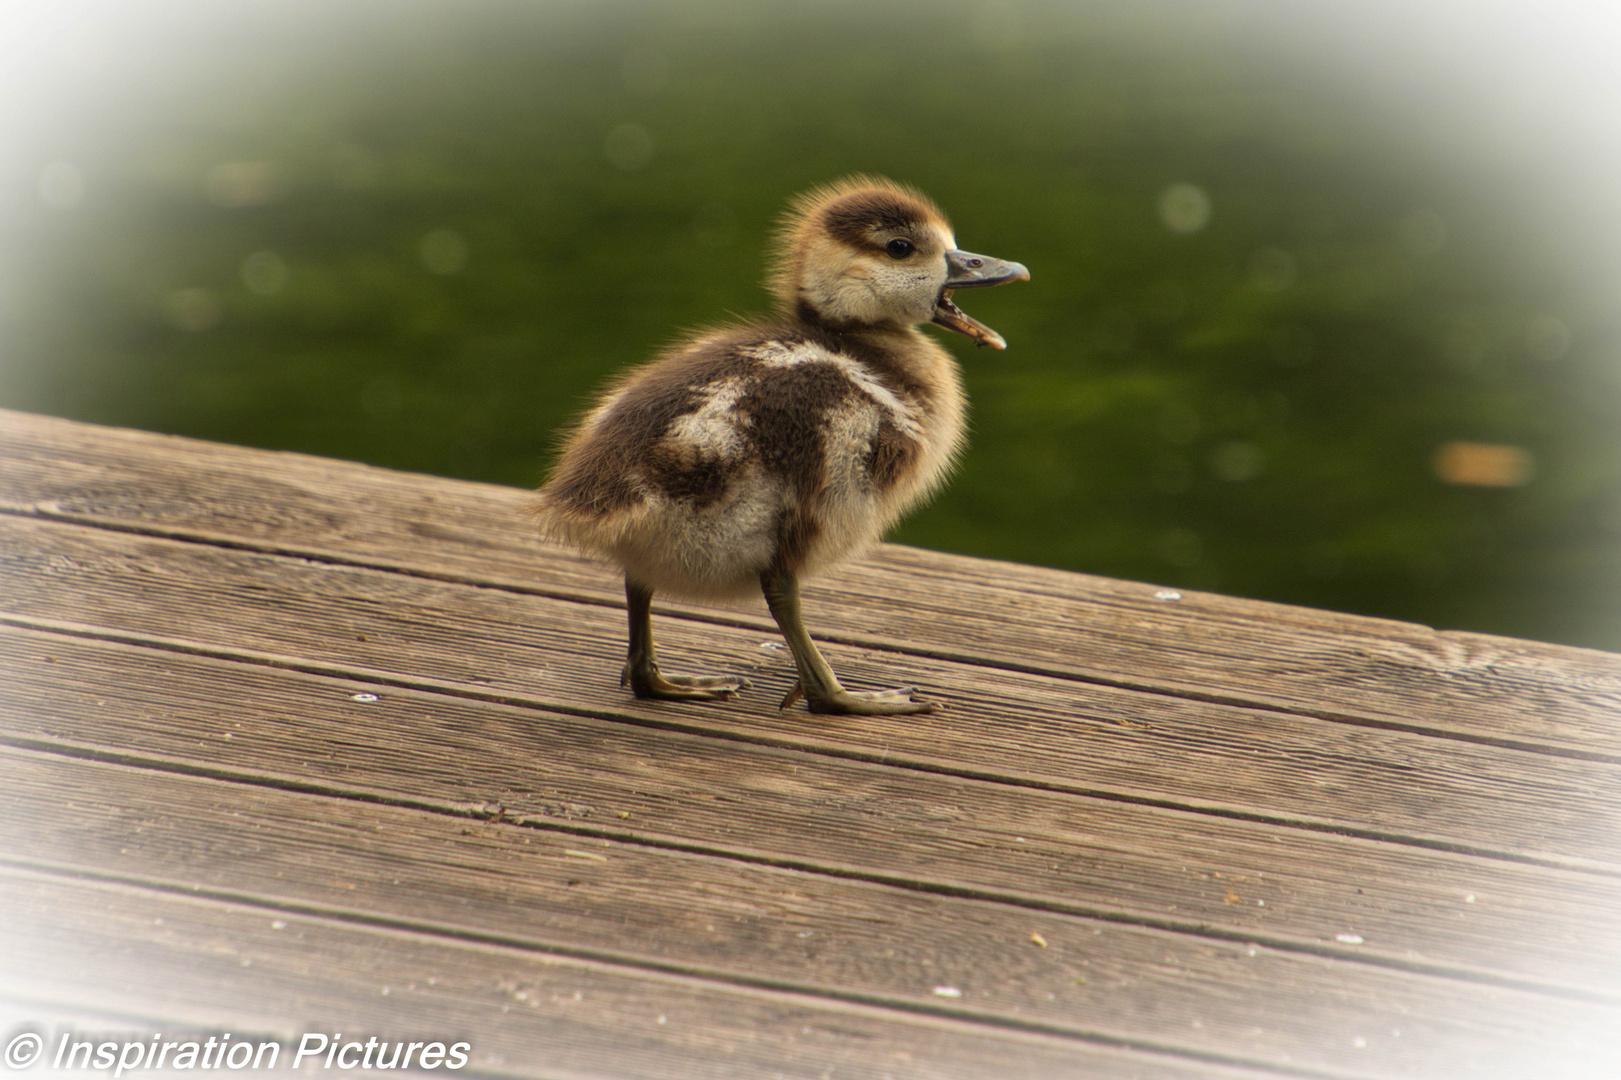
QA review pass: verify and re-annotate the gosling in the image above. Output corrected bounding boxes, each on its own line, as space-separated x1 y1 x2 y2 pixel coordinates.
532 177 1028 715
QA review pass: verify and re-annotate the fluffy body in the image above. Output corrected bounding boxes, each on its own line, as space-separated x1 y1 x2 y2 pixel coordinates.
534 322 965 600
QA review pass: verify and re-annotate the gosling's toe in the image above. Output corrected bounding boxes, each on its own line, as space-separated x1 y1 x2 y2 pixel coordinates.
621 659 750 702
779 677 937 716
809 686 938 716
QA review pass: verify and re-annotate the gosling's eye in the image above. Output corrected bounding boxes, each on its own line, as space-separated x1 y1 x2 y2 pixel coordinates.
885 237 915 259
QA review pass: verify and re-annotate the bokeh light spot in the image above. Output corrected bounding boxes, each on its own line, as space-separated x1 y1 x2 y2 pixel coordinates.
1158 183 1211 234
1434 442 1534 487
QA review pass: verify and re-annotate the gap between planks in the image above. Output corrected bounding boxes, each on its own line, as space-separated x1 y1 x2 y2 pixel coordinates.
11 501 1620 768
8 748 1618 1080
4 403 1618 761
6 625 1620 1002
3 525 1621 882
7 609 1620 881
10 728 1617 1006
1 868 1303 1080
7 513 1619 876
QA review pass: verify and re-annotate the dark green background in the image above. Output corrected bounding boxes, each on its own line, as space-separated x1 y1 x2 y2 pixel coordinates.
4 0 1618 649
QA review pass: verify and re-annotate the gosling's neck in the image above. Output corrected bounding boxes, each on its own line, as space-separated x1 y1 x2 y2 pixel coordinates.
783 296 953 410
788 295 923 342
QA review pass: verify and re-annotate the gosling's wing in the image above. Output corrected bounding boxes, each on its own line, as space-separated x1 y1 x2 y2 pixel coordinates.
535 327 926 533
533 327 764 522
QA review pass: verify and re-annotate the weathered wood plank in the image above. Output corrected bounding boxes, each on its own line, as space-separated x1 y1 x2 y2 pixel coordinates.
3 515 1619 873
4 408 1618 757
5 627 1618 1000
2 869 1296 1080
6 747 1617 1079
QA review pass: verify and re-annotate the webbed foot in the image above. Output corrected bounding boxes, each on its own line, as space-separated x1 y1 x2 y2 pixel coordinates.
778 679 938 715
622 661 750 702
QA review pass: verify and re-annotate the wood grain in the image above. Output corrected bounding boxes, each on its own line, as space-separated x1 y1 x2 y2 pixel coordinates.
4 408 1618 757
3 515 1618 874
4 627 1617 1002
3 868 1302 1080
10 748 1618 1078
6 408 1621 1080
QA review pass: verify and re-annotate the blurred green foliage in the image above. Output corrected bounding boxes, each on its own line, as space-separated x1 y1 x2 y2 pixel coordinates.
3 0 1618 648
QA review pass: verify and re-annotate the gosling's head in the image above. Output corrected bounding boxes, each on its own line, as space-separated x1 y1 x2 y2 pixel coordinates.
769 176 1029 349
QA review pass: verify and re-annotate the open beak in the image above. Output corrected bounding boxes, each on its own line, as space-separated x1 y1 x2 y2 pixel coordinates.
931 249 1030 350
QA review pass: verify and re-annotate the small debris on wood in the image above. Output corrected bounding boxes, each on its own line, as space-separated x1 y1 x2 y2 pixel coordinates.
564 849 608 862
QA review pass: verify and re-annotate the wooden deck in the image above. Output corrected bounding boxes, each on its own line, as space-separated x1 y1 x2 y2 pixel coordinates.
1 406 1619 1079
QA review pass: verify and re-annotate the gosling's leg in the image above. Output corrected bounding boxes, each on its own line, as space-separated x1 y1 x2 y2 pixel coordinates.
620 577 750 701
760 567 937 715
